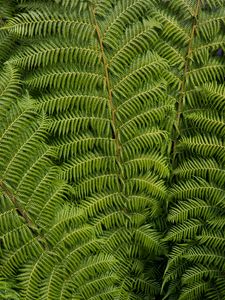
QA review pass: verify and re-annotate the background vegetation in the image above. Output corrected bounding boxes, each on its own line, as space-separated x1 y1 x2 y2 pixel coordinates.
0 0 225 299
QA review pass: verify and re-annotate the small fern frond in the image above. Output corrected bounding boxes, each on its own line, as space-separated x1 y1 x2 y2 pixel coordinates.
168 198 218 223
4 10 94 41
9 39 101 70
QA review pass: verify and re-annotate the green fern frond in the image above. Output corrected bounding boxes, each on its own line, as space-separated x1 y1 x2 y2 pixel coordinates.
168 198 218 223
179 281 210 300
198 8 225 40
61 153 117 182
186 81 225 111
126 174 166 199
116 80 167 119
170 178 225 205
25 65 104 91
186 110 225 137
0 277 20 300
151 8 189 45
184 246 225 269
36 90 108 115
4 10 94 41
187 59 225 85
49 113 111 137
73 173 120 200
154 39 185 69
6 0 225 299
179 134 225 162
174 157 225 185
9 39 101 69
197 230 225 249
122 128 168 159
134 225 166 254
113 52 168 99
102 0 152 49
54 134 116 160
166 219 203 242
81 192 124 218
182 265 220 284
124 152 170 178
0 64 21 118
109 19 160 73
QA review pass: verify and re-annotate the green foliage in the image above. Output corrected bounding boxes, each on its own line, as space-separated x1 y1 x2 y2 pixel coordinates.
0 0 225 299
150 0 225 299
0 278 20 299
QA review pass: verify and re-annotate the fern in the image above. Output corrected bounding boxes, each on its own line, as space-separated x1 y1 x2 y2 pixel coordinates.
1 0 225 299
1 0 173 298
152 0 225 299
0 65 119 300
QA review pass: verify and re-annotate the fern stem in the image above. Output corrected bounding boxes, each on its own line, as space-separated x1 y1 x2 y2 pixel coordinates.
171 0 202 167
0 180 36 229
89 5 123 167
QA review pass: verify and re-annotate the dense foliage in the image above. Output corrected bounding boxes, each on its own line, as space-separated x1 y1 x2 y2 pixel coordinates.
0 0 225 299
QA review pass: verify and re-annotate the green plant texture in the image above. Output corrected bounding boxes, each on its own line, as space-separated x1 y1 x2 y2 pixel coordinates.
0 0 225 299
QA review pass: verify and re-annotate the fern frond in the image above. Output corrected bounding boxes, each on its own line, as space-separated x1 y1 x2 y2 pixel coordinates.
37 90 108 115
3 0 175 298
102 0 152 49
151 8 189 45
93 211 126 235
113 52 168 99
122 128 168 159
4 10 94 41
170 178 225 205
179 134 225 162
187 59 225 85
0 277 20 300
124 152 169 178
9 39 101 69
182 265 220 284
186 81 225 111
73 174 120 200
116 80 167 119
119 104 174 140
1 237 43 277
0 64 21 118
198 9 225 40
49 113 110 137
174 157 225 186
54 134 116 160
126 173 166 199
134 225 166 254
81 192 124 218
186 110 225 137
154 39 185 69
109 19 160 73
179 281 209 300
154 0 225 297
166 219 203 242
168 198 218 223
184 246 225 269
25 65 104 91
61 153 117 182
197 230 225 249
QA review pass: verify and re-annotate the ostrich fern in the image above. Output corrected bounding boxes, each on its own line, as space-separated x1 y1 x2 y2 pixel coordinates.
1 0 225 299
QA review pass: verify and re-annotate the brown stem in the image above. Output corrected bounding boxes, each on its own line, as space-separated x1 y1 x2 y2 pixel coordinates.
172 0 202 166
0 180 36 229
89 5 122 161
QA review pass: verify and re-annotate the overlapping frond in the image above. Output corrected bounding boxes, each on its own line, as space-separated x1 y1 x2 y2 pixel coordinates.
2 0 225 299
2 0 173 298
152 0 225 298
0 64 118 299
0 0 16 64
